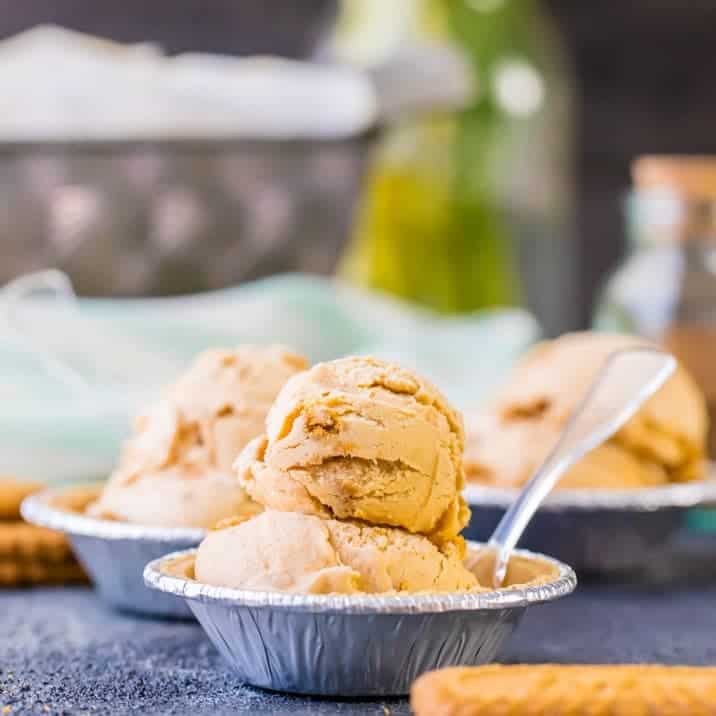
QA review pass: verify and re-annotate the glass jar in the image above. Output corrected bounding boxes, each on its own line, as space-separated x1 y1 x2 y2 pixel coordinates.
595 156 716 457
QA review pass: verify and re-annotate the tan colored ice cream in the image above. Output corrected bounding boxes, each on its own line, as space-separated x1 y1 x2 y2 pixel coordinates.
236 356 470 543
194 356 478 595
88 469 254 528
464 332 708 489
88 346 308 527
195 510 478 594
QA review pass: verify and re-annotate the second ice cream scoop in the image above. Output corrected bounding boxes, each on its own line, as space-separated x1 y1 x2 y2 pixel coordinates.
89 345 307 527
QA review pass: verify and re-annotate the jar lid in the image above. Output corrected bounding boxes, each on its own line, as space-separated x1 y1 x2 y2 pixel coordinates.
632 156 716 199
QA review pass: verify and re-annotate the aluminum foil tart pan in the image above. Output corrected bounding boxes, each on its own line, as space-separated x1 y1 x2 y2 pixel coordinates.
463 476 716 577
144 543 576 696
21 485 205 618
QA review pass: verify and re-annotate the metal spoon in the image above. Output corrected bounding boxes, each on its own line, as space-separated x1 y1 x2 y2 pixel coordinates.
488 347 677 588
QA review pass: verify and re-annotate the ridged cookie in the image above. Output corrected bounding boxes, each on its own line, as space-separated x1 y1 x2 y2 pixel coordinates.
0 559 86 586
0 478 42 520
0 522 73 563
411 664 716 716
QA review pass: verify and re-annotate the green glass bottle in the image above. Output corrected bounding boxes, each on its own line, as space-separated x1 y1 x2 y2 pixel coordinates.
337 0 573 327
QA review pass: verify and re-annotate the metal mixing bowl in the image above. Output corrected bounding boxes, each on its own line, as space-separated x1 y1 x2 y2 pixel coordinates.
0 136 374 296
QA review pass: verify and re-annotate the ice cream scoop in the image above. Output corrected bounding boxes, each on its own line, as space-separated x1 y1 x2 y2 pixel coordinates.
88 345 307 527
196 356 475 595
87 469 257 529
465 333 708 489
236 356 470 543
195 510 478 594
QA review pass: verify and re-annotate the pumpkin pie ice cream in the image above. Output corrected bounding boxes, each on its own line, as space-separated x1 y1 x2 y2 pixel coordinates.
195 509 477 594
236 356 470 542
465 332 708 489
195 357 478 594
88 345 308 527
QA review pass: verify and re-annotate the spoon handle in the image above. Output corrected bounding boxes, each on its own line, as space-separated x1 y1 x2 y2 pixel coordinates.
487 347 677 588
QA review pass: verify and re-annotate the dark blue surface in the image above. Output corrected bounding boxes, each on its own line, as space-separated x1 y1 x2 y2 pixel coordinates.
2 581 716 715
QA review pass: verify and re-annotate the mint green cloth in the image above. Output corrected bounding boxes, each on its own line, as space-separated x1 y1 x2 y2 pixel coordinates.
0 274 539 483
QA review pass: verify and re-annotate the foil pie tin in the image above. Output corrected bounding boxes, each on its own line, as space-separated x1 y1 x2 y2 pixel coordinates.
21 485 205 618
143 543 576 696
463 476 716 576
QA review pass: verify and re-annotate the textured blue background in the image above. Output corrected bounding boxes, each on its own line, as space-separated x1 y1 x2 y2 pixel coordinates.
2 581 716 715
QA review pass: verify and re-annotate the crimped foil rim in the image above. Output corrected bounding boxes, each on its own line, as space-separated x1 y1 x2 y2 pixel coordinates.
21 490 207 543
463 473 716 512
143 543 577 614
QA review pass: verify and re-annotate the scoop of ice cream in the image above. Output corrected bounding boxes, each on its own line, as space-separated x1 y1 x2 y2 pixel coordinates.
88 345 307 526
194 510 478 594
160 346 309 474
464 332 708 489
87 469 260 528
236 356 470 542
465 412 673 489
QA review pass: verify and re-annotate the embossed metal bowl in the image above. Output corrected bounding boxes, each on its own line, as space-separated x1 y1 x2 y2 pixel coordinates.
21 485 205 618
464 476 716 576
144 543 576 696
0 136 373 297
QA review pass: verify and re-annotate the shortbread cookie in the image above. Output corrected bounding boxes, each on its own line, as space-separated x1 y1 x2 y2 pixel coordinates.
0 522 73 563
0 558 86 586
0 478 42 520
411 664 716 716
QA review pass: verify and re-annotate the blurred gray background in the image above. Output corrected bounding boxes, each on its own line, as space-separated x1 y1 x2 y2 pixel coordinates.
1 0 715 327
